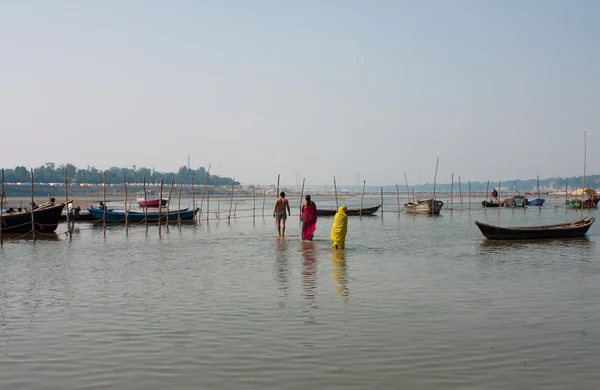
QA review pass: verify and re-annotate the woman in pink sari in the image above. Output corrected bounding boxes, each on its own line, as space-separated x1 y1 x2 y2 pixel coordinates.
300 195 318 241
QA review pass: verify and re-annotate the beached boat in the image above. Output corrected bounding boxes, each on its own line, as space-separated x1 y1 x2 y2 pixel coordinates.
404 199 444 214
474 217 595 240
88 206 199 223
526 198 545 206
137 191 168 207
1 202 66 234
316 205 380 217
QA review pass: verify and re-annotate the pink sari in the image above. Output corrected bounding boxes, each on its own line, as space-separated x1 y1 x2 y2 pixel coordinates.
301 201 318 241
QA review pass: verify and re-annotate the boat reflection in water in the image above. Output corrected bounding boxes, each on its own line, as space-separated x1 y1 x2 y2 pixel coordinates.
0 232 61 242
331 249 348 302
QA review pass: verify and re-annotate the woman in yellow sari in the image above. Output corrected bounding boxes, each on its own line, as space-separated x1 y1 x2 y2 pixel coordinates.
330 206 348 249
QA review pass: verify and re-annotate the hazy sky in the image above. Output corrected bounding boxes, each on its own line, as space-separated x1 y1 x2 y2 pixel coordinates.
1 0 598 186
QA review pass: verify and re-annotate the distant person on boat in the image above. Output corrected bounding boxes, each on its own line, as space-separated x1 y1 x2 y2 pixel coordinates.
491 188 499 203
99 201 107 210
331 206 348 249
300 195 318 241
273 192 291 237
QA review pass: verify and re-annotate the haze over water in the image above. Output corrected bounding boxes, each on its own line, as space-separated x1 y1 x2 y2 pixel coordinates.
1 197 599 389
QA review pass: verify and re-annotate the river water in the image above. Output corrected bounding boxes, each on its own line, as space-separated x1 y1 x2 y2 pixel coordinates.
1 196 599 389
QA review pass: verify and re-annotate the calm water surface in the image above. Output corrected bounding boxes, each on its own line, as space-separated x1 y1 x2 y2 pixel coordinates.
1 198 599 389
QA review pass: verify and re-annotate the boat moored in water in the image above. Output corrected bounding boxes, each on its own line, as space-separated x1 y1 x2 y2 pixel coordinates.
474 217 595 240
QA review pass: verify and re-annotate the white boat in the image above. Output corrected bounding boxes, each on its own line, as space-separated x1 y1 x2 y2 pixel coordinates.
404 199 444 214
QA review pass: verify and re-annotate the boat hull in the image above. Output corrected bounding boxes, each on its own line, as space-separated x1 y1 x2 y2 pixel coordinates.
404 199 444 214
137 199 168 207
315 205 380 217
526 198 545 206
1 203 66 234
475 217 595 240
88 207 198 223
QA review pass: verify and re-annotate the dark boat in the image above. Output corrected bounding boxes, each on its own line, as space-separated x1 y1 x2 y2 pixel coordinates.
526 198 545 206
88 206 199 223
1 203 66 234
481 201 502 208
316 205 380 217
474 217 595 240
404 199 444 214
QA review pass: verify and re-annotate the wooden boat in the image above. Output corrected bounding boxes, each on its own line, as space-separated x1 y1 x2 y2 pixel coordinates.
1 202 66 234
88 206 199 223
316 205 380 217
526 198 545 206
566 199 598 209
137 191 168 207
404 199 444 214
474 217 595 240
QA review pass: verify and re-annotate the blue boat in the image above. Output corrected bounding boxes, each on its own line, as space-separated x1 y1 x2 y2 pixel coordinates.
88 206 199 223
526 198 545 206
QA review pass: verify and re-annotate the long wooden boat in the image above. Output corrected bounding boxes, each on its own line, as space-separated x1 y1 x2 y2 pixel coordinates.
316 205 380 217
566 198 598 209
404 199 443 214
474 217 595 240
1 203 66 234
88 206 199 223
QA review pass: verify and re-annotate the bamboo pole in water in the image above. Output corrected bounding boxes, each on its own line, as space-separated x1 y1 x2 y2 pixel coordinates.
102 171 106 238
450 173 453 214
262 189 266 217
228 178 235 222
276 174 280 196
206 172 210 223
191 177 196 219
432 158 439 214
64 168 71 238
178 176 183 230
458 176 463 210
252 185 256 223
498 180 501 215
396 184 400 214
1 169 4 246
404 171 410 205
468 181 471 216
333 176 339 210
217 199 220 220
299 178 305 223
143 177 148 231
158 179 164 237
124 172 129 234
537 175 541 213
359 180 365 217
412 187 416 206
234 202 237 218
565 180 568 212
30 169 36 241
252 186 256 223
166 174 174 232
380 186 383 220
484 180 489 214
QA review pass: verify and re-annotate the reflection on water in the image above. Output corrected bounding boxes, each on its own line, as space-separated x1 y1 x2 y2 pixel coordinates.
331 249 349 301
0 232 61 242
301 241 318 326
273 238 291 307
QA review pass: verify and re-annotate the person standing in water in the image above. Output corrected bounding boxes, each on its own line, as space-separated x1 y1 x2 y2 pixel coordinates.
273 191 291 237
331 206 348 249
300 195 318 241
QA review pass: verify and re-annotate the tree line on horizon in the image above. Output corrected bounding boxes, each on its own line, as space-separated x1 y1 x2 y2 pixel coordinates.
0 163 238 187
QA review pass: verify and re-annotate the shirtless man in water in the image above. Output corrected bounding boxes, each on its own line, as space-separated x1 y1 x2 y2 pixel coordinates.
273 191 291 236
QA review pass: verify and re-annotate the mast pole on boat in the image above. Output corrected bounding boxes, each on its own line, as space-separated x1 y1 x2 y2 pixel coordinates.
404 171 410 206
581 131 587 217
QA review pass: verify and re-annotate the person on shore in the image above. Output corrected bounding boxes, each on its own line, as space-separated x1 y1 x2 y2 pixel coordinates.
331 206 348 249
300 195 318 241
273 191 291 237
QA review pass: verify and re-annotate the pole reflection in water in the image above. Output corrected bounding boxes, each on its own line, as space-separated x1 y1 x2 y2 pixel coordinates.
273 238 291 308
301 241 318 325
331 249 348 302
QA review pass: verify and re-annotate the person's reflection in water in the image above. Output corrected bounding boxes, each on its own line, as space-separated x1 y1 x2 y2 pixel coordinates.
331 249 349 302
301 241 318 325
274 238 291 308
